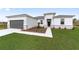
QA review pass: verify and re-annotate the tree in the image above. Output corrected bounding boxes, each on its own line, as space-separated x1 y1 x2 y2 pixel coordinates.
73 18 77 23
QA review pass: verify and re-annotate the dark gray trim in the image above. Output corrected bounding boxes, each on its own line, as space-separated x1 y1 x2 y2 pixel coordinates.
54 15 75 18
6 14 34 18
34 16 44 19
44 13 56 16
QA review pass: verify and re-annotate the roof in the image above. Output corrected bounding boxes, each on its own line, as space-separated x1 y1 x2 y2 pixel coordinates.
54 15 75 18
34 16 44 19
44 13 56 15
6 14 34 18
34 15 75 19
6 14 75 19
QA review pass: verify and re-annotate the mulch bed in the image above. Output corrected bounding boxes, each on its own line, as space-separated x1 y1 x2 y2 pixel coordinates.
22 27 47 33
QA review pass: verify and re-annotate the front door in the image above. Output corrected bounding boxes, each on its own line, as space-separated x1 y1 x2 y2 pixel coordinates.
47 19 51 27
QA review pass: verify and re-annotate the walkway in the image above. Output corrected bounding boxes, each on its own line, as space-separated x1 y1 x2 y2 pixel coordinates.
0 28 53 38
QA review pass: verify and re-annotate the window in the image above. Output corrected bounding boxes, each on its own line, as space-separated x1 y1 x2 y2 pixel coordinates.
61 19 64 25
41 20 43 24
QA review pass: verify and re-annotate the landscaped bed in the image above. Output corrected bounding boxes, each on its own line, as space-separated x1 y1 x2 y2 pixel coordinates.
0 27 79 50
22 27 47 33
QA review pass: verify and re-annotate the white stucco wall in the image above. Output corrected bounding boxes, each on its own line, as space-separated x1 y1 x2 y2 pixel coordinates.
53 18 73 29
64 18 73 29
64 18 73 25
44 14 54 28
53 18 61 28
43 18 47 28
26 17 38 29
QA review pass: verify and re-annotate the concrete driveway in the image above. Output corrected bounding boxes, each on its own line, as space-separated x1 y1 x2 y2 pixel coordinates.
0 29 21 37
0 28 53 38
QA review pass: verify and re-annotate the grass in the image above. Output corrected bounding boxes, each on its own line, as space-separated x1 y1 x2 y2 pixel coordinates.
52 28 79 50
0 27 79 50
0 33 51 50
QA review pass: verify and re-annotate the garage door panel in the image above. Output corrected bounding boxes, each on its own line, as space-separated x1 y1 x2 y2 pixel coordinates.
10 20 23 29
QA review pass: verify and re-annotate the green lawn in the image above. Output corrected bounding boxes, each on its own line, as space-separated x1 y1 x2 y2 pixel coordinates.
0 28 79 50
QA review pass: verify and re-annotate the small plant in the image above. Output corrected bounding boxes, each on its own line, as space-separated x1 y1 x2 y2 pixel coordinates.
64 27 66 30
59 27 61 29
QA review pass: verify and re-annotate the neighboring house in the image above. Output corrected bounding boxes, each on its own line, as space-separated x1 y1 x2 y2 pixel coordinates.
6 13 75 29
0 22 7 29
0 22 7 25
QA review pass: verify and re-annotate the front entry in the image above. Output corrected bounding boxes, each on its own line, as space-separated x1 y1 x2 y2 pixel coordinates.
47 19 51 27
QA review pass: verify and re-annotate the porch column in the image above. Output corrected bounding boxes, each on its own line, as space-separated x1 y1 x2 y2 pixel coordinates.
7 20 10 29
51 19 54 28
43 17 48 28
23 19 27 30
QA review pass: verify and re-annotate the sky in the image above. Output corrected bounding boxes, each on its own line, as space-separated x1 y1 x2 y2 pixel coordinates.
0 8 79 22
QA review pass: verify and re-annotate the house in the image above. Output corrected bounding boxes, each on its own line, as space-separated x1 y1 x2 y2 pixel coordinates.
6 13 75 30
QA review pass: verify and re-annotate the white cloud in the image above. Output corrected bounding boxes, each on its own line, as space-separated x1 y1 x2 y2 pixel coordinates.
0 8 11 11
5 8 11 11
0 8 3 10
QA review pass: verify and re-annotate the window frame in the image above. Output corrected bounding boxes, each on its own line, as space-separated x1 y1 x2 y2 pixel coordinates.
61 18 64 25
40 20 43 24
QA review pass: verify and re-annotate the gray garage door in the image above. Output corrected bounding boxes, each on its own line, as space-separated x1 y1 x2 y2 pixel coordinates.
10 20 23 29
